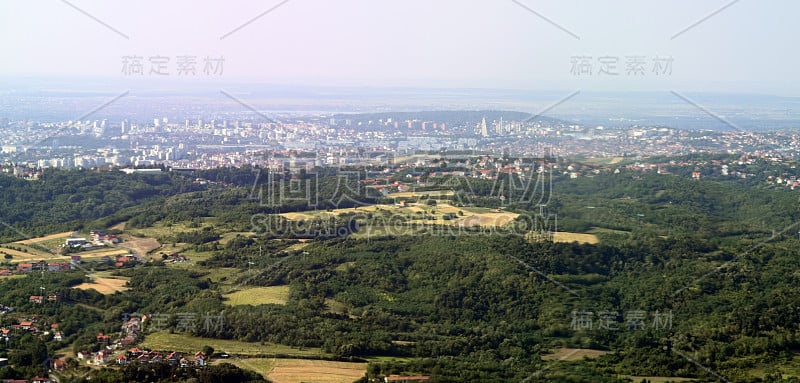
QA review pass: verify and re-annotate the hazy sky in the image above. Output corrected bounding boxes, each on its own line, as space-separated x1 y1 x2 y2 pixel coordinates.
1 0 798 95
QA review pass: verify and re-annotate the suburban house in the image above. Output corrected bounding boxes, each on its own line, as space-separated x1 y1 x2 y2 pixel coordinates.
116 354 130 365
51 359 67 371
47 261 72 272
194 351 207 367
0 329 12 342
91 230 119 244
93 349 113 365
166 352 182 365
76 351 92 361
96 333 111 344
65 238 87 248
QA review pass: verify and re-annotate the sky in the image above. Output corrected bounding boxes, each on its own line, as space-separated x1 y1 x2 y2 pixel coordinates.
0 0 798 96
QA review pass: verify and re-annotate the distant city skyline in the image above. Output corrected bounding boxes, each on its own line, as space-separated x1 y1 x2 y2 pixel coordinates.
1 0 798 96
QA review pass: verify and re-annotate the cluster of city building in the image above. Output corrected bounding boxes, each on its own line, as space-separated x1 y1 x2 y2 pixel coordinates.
2 113 800 173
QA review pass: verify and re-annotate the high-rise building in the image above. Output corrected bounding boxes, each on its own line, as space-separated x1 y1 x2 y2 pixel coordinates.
480 117 488 137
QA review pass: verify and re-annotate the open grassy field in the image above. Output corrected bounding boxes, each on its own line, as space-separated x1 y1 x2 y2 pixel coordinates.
541 348 609 361
223 286 291 306
326 205 384 216
280 202 519 233
552 232 600 244
80 248 131 258
221 358 368 383
278 212 319 221
141 332 327 357
222 358 275 378
218 232 257 245
13 231 74 245
268 359 367 383
0 245 53 260
1 245 130 263
283 241 312 252
386 190 455 198
455 212 519 227
117 235 160 257
74 277 129 295
126 220 211 240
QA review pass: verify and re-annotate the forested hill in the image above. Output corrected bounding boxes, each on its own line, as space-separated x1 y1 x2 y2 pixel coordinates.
0 169 202 242
2 164 800 382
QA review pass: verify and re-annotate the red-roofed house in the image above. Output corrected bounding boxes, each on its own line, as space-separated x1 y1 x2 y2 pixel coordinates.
194 351 207 367
52 359 67 370
116 354 130 365
96 333 110 344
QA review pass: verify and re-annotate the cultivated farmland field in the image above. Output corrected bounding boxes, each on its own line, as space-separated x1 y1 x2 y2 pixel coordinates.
141 332 327 358
267 359 367 383
224 358 367 383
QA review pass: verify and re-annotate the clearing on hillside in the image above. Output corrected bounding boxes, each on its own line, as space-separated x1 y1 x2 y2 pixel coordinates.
552 232 600 244
386 190 455 198
267 359 367 383
541 348 609 361
117 235 160 257
13 231 75 245
224 286 291 306
456 212 519 227
0 245 53 260
141 332 326 357
74 277 129 295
